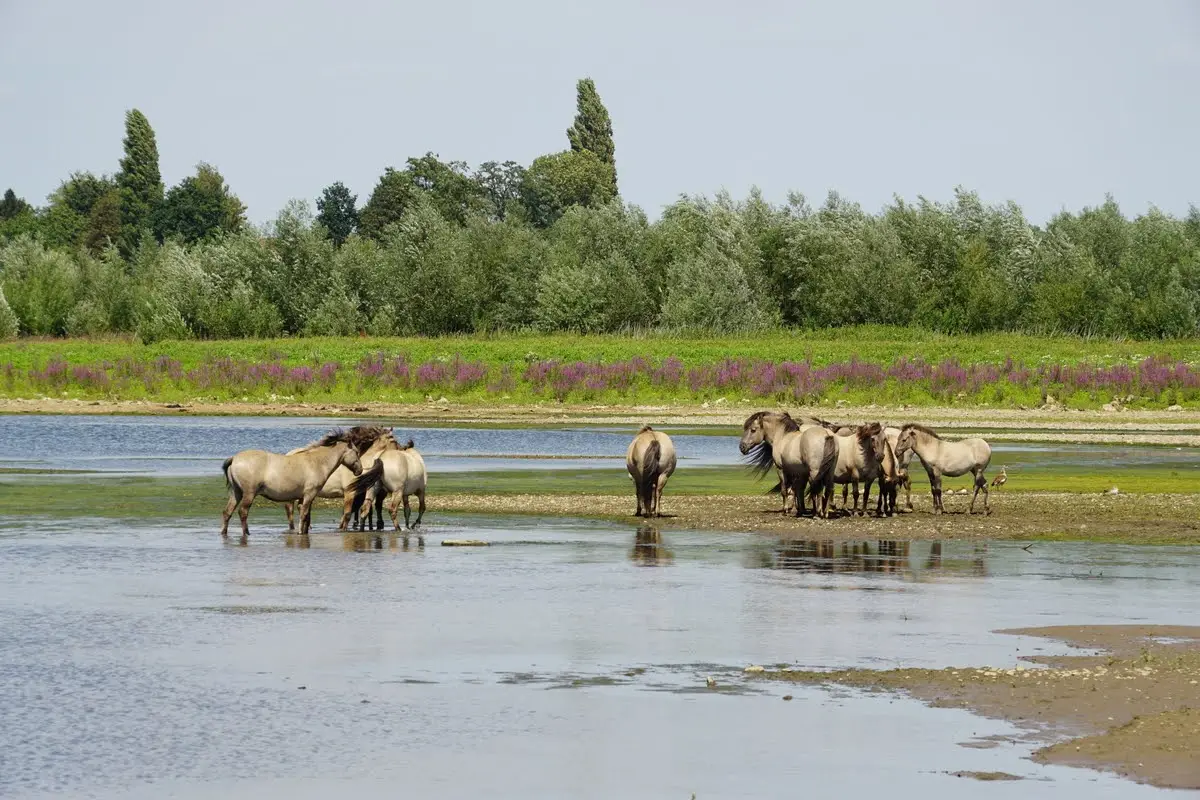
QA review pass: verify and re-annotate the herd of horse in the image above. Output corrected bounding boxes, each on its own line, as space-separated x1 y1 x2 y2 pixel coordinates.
627 414 996 520
217 414 997 539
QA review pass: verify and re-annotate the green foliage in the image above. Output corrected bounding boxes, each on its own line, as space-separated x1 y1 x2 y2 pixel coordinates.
116 109 164 257
157 163 246 244
83 190 122 254
474 161 526 222
0 285 17 340
566 78 617 195
520 150 616 228
359 154 486 239
0 236 81 335
0 189 32 220
315 181 358 246
661 240 769 332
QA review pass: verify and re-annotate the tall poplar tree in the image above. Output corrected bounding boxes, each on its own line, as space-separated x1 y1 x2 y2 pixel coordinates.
566 78 617 195
116 108 164 256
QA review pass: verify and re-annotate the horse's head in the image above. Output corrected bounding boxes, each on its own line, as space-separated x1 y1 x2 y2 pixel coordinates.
895 427 917 458
340 443 364 476
739 412 767 454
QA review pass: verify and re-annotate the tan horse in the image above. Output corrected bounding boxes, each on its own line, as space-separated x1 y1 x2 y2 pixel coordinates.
792 426 840 518
884 426 914 511
894 423 993 514
627 425 677 517
282 426 398 531
828 423 887 516
874 433 903 517
348 438 428 531
221 429 363 537
740 411 831 513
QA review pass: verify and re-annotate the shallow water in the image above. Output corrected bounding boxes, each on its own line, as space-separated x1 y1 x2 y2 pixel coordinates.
3 512 1198 798
2 414 1198 796
0 414 1195 478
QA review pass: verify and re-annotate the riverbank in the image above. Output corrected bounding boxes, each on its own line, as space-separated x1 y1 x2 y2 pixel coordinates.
5 397 1200 446
762 625 1200 789
427 492 1200 544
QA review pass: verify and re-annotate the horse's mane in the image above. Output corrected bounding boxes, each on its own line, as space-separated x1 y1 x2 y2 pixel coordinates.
901 422 940 439
743 410 799 433
401 438 415 450
346 425 390 454
316 427 352 448
638 424 654 434
856 422 883 464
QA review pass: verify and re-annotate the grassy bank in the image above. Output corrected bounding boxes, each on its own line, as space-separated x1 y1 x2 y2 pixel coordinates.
3 327 1200 410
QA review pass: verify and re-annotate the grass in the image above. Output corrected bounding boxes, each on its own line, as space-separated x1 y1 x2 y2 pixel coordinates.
4 326 1200 370
4 326 1200 409
1 461 1196 523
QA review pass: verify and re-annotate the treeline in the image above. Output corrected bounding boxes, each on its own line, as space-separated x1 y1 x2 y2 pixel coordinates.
2 79 1199 343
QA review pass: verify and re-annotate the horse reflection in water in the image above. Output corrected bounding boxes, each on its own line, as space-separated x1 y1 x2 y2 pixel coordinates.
282 532 420 552
767 540 988 577
630 525 672 566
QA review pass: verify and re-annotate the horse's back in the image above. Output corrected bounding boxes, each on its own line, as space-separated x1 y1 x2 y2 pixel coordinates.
403 449 427 492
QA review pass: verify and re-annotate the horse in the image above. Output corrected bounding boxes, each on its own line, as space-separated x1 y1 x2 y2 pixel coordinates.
740 411 833 513
281 426 398 531
894 423 993 514
627 425 677 518
347 438 428 531
883 426 914 511
221 429 363 538
874 432 903 517
794 426 840 518
828 423 887 516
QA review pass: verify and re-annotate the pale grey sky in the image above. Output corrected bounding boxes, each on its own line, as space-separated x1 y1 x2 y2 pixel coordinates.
2 0 1198 224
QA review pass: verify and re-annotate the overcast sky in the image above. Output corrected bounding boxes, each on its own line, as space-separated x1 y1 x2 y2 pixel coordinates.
2 0 1198 224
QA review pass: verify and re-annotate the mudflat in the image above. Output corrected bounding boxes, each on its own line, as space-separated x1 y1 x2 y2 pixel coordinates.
765 625 1200 789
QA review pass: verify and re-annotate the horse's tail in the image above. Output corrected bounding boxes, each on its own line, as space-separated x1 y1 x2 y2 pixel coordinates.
766 480 782 495
222 456 234 489
347 460 386 518
812 435 839 491
641 439 662 506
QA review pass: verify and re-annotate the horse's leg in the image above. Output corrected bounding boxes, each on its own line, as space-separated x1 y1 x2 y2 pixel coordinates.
971 471 990 515
237 489 257 537
654 474 668 518
299 492 316 536
903 476 913 511
777 467 789 513
338 494 353 531
634 473 645 517
402 494 412 530
860 480 871 517
388 492 402 530
852 481 861 516
414 489 426 527
221 482 243 538
374 492 385 531
284 502 295 531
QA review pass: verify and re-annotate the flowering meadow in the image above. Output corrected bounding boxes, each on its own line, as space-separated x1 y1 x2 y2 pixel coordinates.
4 341 1200 408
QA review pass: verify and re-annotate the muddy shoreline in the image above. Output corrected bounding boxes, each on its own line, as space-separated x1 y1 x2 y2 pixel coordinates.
764 625 1200 789
342 492 1200 544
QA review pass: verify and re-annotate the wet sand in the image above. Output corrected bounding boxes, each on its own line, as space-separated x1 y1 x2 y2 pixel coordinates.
416 491 1200 544
765 625 1200 789
4 397 1200 446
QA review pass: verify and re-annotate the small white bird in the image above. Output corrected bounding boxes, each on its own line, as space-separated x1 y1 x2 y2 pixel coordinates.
705 676 717 688
1106 487 1119 495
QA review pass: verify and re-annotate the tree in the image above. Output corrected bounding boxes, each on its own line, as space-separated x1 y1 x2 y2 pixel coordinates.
0 285 17 339
84 190 122 253
116 108 164 256
157 162 246 244
0 189 31 220
519 150 616 228
0 189 37 241
315 181 358 246
566 78 617 195
473 161 526 221
358 168 414 240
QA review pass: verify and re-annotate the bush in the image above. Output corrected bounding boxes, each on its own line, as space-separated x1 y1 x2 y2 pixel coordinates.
0 236 81 335
0 285 17 340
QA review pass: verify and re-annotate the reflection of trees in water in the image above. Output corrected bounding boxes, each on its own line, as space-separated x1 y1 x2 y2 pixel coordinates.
631 525 672 566
769 539 988 577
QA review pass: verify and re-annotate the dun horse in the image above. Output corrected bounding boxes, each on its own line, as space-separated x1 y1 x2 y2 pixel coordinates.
281 426 397 531
739 411 832 514
627 425 677 518
827 423 887 516
894 424 993 514
221 429 363 537
348 438 428 531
